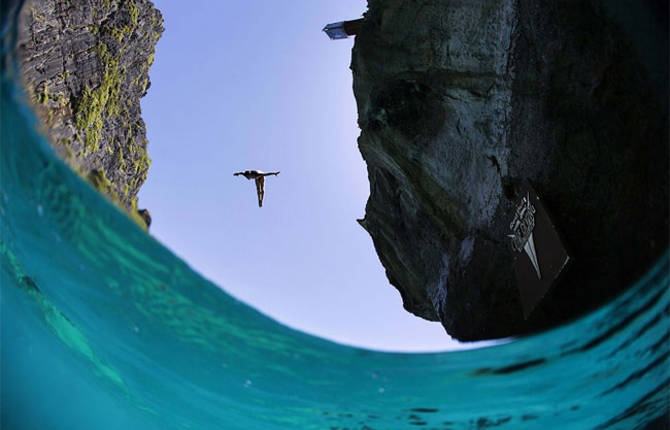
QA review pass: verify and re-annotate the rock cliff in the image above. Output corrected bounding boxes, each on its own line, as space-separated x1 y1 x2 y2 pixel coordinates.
353 0 668 340
17 0 163 225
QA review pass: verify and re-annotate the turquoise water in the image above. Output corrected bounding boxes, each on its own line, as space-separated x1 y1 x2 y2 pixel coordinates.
1 4 668 429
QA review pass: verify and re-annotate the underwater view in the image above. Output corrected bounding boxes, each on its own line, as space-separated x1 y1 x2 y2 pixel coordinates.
2 1 669 429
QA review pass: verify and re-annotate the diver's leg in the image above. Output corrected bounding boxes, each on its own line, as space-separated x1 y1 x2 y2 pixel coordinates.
255 177 265 207
260 177 265 206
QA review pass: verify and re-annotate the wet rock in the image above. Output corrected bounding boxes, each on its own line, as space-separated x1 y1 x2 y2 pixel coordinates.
352 0 668 340
137 208 151 228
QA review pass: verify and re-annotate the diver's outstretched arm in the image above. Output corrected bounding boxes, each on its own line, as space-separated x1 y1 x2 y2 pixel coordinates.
263 171 280 177
233 172 244 176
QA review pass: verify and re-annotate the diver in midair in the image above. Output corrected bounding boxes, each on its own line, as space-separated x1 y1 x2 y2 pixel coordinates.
233 170 280 207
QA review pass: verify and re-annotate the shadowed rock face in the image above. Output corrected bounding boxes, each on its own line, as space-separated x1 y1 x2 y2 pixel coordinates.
353 0 668 341
17 0 163 217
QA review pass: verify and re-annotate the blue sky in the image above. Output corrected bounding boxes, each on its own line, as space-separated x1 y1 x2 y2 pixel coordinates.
139 0 490 351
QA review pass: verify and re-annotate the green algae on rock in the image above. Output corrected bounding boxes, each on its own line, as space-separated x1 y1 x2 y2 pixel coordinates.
17 0 163 226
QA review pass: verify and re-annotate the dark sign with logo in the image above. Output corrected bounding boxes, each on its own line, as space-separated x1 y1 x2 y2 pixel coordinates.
508 182 570 318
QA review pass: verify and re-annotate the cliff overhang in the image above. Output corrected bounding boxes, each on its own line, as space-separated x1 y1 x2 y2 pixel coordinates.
352 0 669 340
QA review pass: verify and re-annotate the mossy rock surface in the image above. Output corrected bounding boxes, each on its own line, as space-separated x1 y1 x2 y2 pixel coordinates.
17 0 163 221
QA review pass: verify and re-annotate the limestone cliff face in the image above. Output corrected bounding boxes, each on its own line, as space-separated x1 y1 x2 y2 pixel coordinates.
17 0 163 223
353 0 668 340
